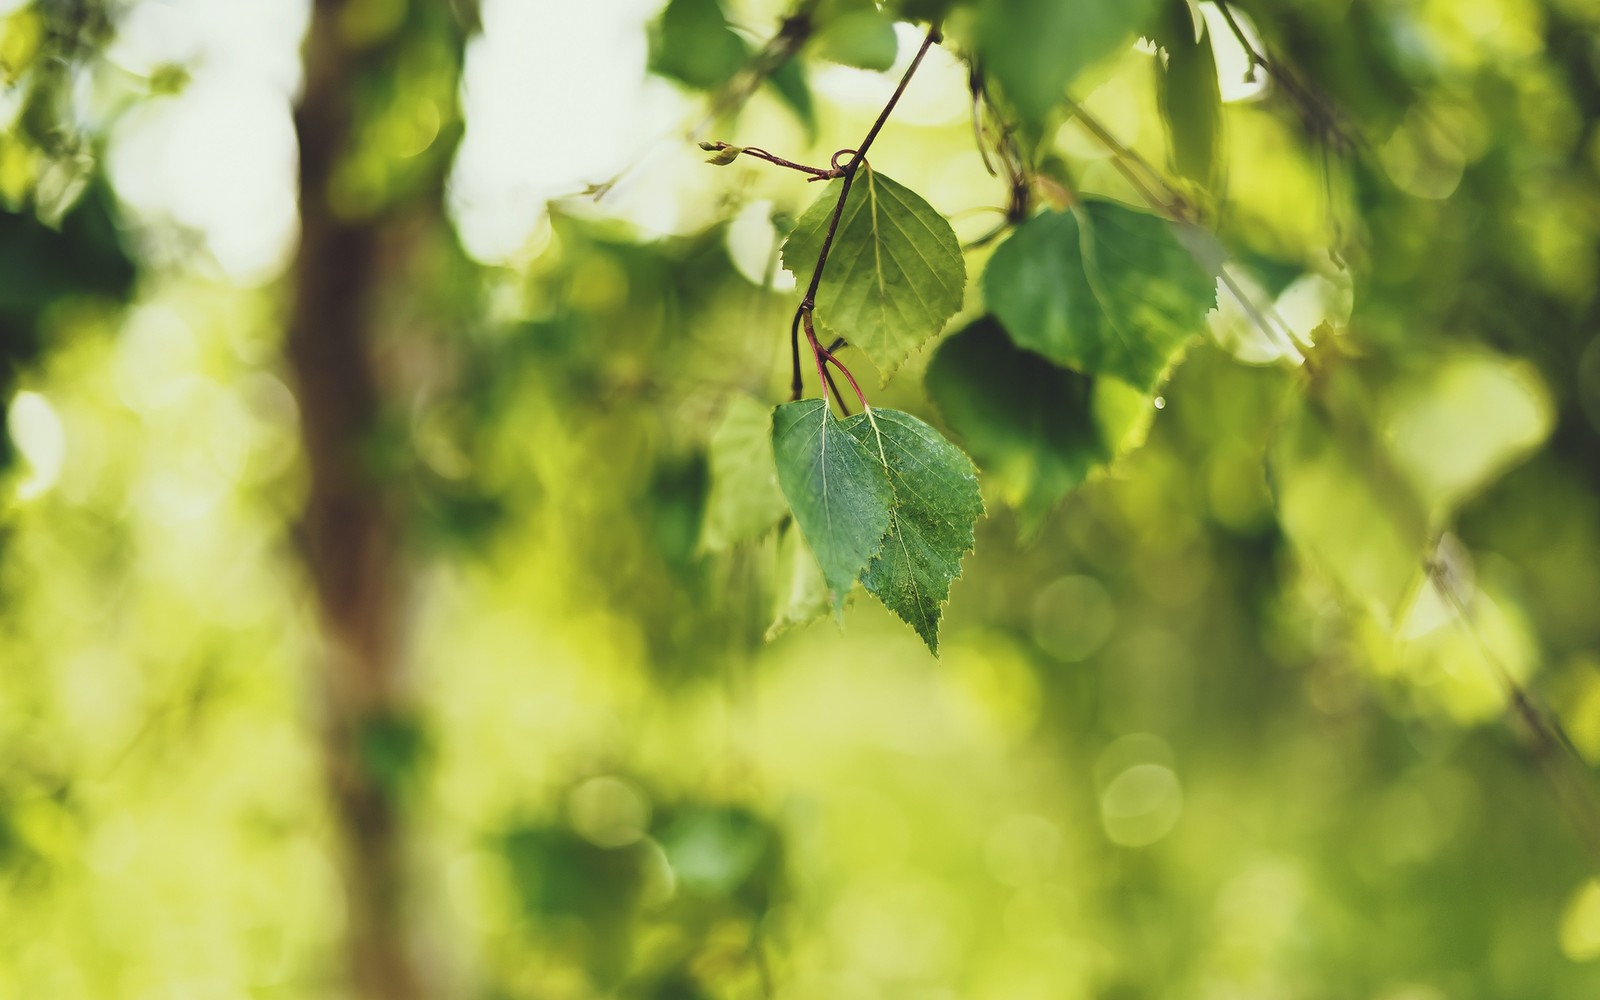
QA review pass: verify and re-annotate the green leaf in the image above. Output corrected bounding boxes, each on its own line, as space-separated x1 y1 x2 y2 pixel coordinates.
768 523 831 639
702 143 744 166
926 318 1153 533
814 6 899 70
889 0 961 23
649 0 748 91
982 199 1218 390
702 395 789 552
657 805 780 901
1154 0 1222 188
978 0 1162 129
767 58 817 136
1380 351 1553 519
841 408 983 654
771 398 894 610
782 166 966 380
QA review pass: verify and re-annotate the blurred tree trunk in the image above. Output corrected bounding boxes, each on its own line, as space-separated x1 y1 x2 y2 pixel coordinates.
287 2 474 997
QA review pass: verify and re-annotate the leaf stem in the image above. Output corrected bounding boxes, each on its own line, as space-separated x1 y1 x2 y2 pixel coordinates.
803 310 870 413
702 142 839 179
787 23 943 400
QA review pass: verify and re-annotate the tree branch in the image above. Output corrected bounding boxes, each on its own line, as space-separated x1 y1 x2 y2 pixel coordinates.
786 24 943 401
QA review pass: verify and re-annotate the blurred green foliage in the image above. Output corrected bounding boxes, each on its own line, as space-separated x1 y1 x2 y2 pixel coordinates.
3 0 1600 998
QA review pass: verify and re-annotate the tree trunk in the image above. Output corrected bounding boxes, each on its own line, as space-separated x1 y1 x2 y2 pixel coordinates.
286 2 467 996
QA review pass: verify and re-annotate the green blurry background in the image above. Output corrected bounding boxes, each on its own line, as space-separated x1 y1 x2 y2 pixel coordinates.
4 0 1600 997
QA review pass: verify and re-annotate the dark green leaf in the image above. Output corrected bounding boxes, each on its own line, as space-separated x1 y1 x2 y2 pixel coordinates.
771 398 894 610
649 0 748 91
978 0 1161 129
783 166 966 379
982 199 1218 390
1154 0 1222 188
926 318 1152 532
841 408 983 653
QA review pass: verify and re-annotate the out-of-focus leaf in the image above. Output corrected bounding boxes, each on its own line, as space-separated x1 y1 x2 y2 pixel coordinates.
702 395 788 552
0 180 135 329
1153 0 1221 188
1381 352 1553 520
767 58 817 135
782 166 966 379
767 523 830 639
982 200 1217 390
355 710 428 796
657 805 777 901
771 398 893 610
888 0 962 23
926 318 1152 533
841 408 983 654
649 0 748 91
650 456 709 576
0 179 135 475
813 5 899 70
0 7 43 86
978 0 1161 129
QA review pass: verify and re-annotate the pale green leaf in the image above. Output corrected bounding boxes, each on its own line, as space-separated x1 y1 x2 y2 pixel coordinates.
703 143 744 166
842 407 983 654
766 523 831 640
1380 352 1553 519
771 398 894 610
701 395 789 552
782 166 966 380
982 199 1218 390
814 5 899 70
978 0 1162 129
926 318 1152 533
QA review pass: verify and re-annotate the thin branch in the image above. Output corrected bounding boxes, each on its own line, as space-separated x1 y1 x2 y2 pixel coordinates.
700 141 838 180
786 24 943 400
706 10 814 126
1063 96 1187 219
803 310 870 412
1212 1 1357 153
1212 0 1265 77
822 363 851 416
1426 554 1600 870
582 6 815 202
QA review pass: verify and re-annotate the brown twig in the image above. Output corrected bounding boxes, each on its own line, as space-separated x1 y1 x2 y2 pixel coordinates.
784 24 943 401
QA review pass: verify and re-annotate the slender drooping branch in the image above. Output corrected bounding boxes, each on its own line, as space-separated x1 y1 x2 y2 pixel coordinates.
1426 553 1600 871
1212 1 1356 152
585 7 816 201
1063 96 1188 220
785 24 943 404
